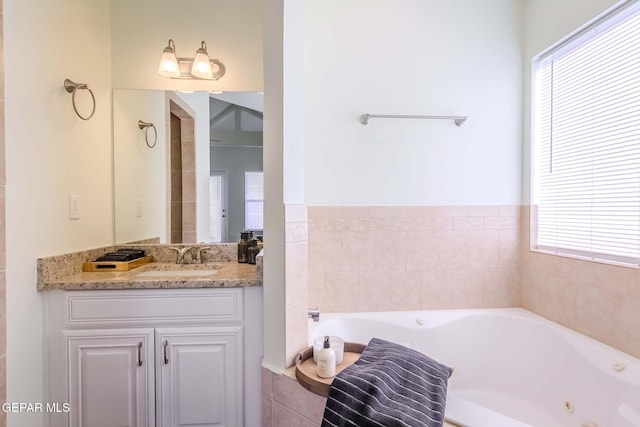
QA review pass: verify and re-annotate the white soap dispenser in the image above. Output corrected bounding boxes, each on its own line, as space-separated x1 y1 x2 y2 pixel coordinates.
316 336 336 378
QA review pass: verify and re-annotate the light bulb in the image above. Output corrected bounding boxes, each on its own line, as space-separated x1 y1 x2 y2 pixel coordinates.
191 41 213 79
158 39 180 78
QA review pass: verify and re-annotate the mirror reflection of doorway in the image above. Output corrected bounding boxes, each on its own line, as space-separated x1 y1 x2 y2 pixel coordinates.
169 101 197 243
209 94 263 243
209 171 228 243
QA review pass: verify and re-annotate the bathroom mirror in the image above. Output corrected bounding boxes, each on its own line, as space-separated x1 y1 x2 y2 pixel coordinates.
113 89 263 245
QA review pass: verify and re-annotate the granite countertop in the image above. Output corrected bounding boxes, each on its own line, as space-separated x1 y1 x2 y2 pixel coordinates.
37 261 261 291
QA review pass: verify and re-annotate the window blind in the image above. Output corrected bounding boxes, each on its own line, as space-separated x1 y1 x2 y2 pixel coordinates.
245 171 264 230
533 1 640 264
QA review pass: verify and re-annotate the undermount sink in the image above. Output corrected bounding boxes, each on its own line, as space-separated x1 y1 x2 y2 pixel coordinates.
132 263 221 279
134 269 219 278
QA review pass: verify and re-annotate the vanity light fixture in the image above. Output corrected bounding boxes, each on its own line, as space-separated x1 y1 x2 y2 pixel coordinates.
158 39 180 78
191 41 213 78
158 39 226 80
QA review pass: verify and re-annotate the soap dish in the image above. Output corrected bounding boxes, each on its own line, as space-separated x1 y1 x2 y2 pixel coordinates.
294 342 365 397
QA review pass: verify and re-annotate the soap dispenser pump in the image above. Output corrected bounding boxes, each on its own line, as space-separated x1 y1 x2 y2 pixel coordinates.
316 336 336 378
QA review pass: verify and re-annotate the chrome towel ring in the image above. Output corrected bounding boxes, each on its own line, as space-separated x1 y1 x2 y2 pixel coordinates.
64 79 96 121
138 120 157 148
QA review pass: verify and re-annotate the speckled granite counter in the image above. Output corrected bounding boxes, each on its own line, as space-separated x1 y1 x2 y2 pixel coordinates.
38 261 261 291
37 243 262 291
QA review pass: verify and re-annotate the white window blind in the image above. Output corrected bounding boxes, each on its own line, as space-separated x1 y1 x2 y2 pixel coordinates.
533 1 640 265
245 171 264 230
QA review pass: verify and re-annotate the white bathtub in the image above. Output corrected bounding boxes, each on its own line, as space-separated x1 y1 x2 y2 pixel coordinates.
309 308 640 427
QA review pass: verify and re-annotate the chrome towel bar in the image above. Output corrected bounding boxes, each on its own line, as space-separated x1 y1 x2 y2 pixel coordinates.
359 113 467 127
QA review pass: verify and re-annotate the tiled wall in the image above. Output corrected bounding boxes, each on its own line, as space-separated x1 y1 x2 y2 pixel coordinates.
308 206 522 313
262 368 326 427
0 0 6 423
267 204 640 424
169 102 197 244
285 205 309 367
306 204 639 358
520 209 640 358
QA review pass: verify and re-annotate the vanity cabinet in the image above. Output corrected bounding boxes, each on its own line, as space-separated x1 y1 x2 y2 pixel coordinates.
155 327 241 427
44 288 262 427
66 329 155 427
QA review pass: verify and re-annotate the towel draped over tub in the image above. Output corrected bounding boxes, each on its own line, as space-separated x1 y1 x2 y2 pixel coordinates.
321 337 452 427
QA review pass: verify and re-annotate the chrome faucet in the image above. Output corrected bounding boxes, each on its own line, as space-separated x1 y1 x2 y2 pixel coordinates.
308 308 320 322
168 247 191 264
169 246 210 264
190 246 209 264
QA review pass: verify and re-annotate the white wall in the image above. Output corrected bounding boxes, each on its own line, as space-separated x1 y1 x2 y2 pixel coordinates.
113 90 168 243
283 0 305 203
262 0 287 372
303 0 524 206
521 0 621 201
4 0 113 424
111 0 263 92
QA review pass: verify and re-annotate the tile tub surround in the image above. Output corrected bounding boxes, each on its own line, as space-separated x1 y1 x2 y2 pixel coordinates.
37 243 260 291
307 204 640 358
262 367 461 427
262 367 327 427
285 204 309 368
308 205 521 313
520 209 640 359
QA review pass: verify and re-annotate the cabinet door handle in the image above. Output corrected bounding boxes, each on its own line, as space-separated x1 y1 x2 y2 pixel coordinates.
137 342 143 367
163 340 169 365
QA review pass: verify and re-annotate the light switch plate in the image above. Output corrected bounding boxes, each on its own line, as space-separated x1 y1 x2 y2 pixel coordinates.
69 194 80 219
136 199 143 218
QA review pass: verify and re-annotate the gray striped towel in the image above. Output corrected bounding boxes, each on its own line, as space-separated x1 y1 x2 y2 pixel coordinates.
321 338 452 427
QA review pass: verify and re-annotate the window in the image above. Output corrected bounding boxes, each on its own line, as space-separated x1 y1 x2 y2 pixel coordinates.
245 171 264 231
532 1 640 265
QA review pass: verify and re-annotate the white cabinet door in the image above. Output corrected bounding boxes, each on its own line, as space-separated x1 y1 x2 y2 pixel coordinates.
67 329 155 427
156 326 243 427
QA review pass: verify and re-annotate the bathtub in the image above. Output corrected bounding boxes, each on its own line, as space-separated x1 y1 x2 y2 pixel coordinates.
308 308 640 427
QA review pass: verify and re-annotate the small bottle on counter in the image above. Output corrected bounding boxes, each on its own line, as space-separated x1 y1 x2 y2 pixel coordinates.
247 240 259 264
316 336 336 378
237 231 253 263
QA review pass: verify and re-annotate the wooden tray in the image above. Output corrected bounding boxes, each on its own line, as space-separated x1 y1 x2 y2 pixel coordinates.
295 342 366 397
83 255 153 272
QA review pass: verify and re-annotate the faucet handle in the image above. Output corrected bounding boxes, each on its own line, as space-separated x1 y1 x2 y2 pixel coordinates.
189 246 209 263
168 247 186 264
197 246 209 262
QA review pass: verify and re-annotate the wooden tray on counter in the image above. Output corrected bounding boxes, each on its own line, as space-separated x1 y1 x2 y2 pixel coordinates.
83 255 153 272
295 342 365 397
